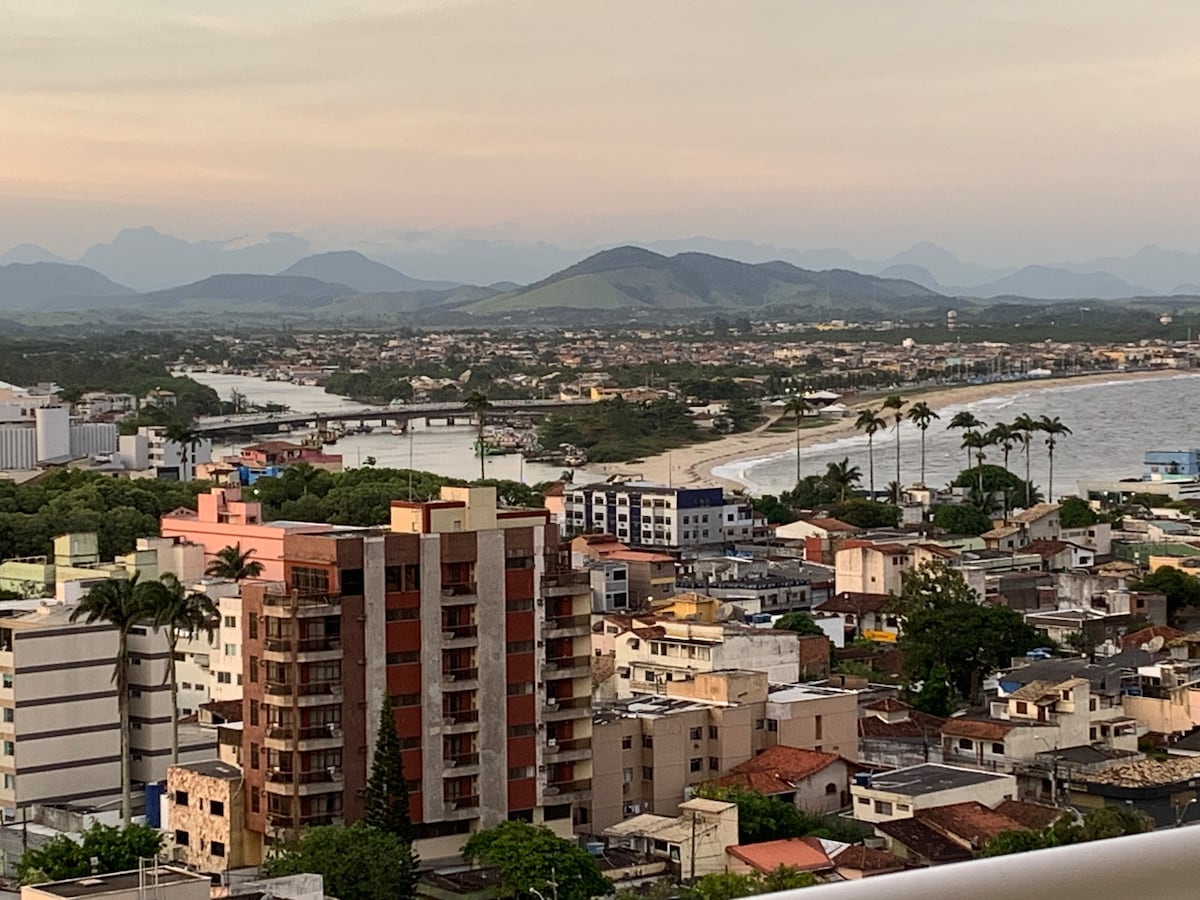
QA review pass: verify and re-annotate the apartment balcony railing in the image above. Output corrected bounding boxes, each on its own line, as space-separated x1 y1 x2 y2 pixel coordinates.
441 624 479 646
263 591 340 618
541 572 591 597
544 778 592 798
263 679 343 707
545 655 592 678
442 667 479 683
542 696 591 720
444 752 480 769
441 582 479 601
545 738 590 759
544 614 591 637
264 724 344 751
443 794 479 810
263 636 343 663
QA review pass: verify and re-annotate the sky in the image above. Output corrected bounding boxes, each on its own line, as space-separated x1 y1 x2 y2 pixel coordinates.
4 0 1200 263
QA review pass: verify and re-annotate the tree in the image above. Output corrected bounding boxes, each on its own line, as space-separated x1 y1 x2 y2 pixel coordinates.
912 663 953 716
932 504 993 536
1038 415 1072 502
752 494 793 525
1012 413 1040 508
854 408 887 498
204 542 265 580
784 396 808 485
828 499 901 529
882 394 905 492
898 561 1044 702
823 458 862 503
1132 566 1200 621
1059 496 1099 528
986 422 1019 518
462 820 611 900
264 823 418 900
773 612 824 637
692 785 864 844
463 390 492 480
18 823 163 884
363 693 415 841
163 420 205 478
144 574 216 763
906 401 940 487
960 430 992 493
683 868 816 900
70 574 157 825
947 411 986 471
981 828 1056 857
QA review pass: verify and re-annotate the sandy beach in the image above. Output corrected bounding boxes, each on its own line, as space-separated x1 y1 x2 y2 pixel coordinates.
586 369 1191 492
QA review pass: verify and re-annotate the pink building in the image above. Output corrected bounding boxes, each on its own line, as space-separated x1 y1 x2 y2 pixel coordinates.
160 486 332 581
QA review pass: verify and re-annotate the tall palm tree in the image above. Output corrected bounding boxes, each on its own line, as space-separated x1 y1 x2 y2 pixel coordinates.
164 421 204 480
783 395 808 486
948 411 986 472
70 573 156 825
854 408 887 499
961 430 991 493
986 423 1019 520
882 394 905 494
1039 415 1073 501
1012 413 1040 508
144 574 217 764
905 401 939 487
205 543 264 581
825 458 862 503
463 391 492 480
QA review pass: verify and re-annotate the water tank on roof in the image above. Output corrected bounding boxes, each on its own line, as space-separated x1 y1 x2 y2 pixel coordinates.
854 773 872 788
586 842 605 857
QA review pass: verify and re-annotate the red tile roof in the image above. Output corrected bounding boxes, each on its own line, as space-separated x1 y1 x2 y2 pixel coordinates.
994 799 1063 830
940 718 1015 741
874 818 973 864
1020 539 1071 561
1122 625 1185 650
918 801 1027 846
726 838 833 873
832 844 908 874
713 746 844 796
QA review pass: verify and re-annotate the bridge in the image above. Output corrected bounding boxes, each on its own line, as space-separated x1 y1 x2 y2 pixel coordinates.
194 398 593 436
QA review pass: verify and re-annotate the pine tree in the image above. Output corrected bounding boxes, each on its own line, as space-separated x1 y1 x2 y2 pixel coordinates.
363 692 418 894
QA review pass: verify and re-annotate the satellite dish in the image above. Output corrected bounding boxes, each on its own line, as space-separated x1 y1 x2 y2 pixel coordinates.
1143 635 1166 653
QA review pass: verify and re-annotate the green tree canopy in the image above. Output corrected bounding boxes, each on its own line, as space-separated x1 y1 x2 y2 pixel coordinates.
682 867 816 900
827 499 901 529
1058 496 1099 528
363 693 417 852
982 805 1151 858
462 820 611 900
18 824 162 884
773 612 824 637
932 504 993 536
263 823 418 900
692 785 865 844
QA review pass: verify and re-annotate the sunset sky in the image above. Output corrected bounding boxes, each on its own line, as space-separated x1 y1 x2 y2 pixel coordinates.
4 1 1200 261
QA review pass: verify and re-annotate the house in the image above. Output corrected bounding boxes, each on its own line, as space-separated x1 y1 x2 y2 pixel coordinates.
982 503 1061 552
876 799 1059 864
166 759 260 871
1065 755 1200 828
710 745 853 813
1020 539 1095 571
602 798 739 878
829 844 908 879
725 837 835 877
834 543 912 596
857 699 947 769
850 764 1017 823
814 592 897 642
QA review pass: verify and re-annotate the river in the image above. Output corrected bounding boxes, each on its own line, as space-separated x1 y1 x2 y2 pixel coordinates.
714 372 1200 498
181 372 572 485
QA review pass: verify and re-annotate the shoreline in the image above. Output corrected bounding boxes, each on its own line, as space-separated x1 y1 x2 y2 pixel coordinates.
585 369 1196 493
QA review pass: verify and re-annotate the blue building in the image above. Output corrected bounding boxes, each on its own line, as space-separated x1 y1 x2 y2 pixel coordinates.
1143 450 1200 481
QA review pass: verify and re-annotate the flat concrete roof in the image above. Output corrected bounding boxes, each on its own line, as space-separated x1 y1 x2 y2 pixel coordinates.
864 764 1012 795
31 867 207 898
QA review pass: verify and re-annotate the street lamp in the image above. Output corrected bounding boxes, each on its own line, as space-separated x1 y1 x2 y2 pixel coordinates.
1174 797 1197 828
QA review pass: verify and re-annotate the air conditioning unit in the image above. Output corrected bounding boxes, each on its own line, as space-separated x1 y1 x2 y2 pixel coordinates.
547 739 558 749
546 697 558 707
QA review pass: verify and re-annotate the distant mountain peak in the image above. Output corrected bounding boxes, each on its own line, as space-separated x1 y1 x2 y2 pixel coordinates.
280 251 461 292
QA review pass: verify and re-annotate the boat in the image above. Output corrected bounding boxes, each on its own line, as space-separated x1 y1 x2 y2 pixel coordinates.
473 440 509 457
391 425 408 436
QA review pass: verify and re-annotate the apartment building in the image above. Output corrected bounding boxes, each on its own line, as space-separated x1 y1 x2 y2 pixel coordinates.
563 483 758 549
239 486 593 859
166 760 259 872
0 604 123 814
586 671 858 834
604 616 801 699
572 535 677 606
834 543 912 596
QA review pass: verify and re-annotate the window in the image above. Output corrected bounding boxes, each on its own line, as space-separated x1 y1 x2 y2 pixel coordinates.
857 797 870 805
506 682 534 696
1 742 11 757
991 743 1005 755
1090 697 1097 712
217 672 232 684
250 743 260 770
174 789 190 806
708 725 718 740
248 614 257 639
874 800 893 816
223 643 237 657
623 768 633 784
506 640 535 653
689 758 702 773
248 656 258 683
642 767 654 781
1089 727 1097 741
507 724 536 738
210 840 225 858
508 766 535 780
709 757 719 770
958 738 973 750
815 715 823 741
755 719 765 730
1016 701 1028 715
642 736 653 749
621 736 633 750
689 727 703 741
210 800 224 816
223 615 236 628
393 693 420 707
249 700 259 727
2 708 12 723
825 783 838 795
1 674 10 689
290 566 329 593
175 830 189 847
386 650 420 665
385 607 420 621
767 720 778 733
250 788 260 814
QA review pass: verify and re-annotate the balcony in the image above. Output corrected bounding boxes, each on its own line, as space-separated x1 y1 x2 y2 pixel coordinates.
542 696 591 721
444 752 481 774
263 679 343 707
262 636 343 664
544 655 592 680
264 767 345 796
443 794 479 812
263 591 340 619
541 572 591 598
441 583 479 605
264 810 344 834
544 778 592 802
441 624 479 648
544 738 591 762
544 614 591 639
442 709 481 733
264 724 344 752
442 667 479 687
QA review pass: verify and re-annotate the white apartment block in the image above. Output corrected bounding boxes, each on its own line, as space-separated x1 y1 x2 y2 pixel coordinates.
563 483 756 549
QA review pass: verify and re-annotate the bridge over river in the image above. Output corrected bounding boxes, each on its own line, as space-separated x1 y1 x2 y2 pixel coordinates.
194 398 593 436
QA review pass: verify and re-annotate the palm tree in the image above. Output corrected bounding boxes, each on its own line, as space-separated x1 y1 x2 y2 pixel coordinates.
948 411 986 472
205 543 264 581
961 430 991 493
70 573 156 825
144 574 217 764
463 391 492 480
854 408 887 499
885 480 903 505
882 394 905 494
1039 415 1073 501
164 421 204 480
1012 413 1040 508
824 458 862 503
784 395 808 486
905 401 940 487
987 423 1019 520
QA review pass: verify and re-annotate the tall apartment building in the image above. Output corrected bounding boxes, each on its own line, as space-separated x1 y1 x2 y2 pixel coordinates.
563 483 759 549
239 486 593 859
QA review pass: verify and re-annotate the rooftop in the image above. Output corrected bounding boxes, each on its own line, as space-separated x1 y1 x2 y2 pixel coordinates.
29 867 207 898
862 763 1013 795
713 746 844 795
171 759 241 780
726 837 833 873
1079 755 1200 788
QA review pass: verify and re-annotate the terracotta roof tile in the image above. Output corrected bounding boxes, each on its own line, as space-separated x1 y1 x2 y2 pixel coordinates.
874 818 973 863
713 746 844 796
832 844 908 874
940 718 1015 741
917 801 1024 846
994 799 1063 830
726 838 833 873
